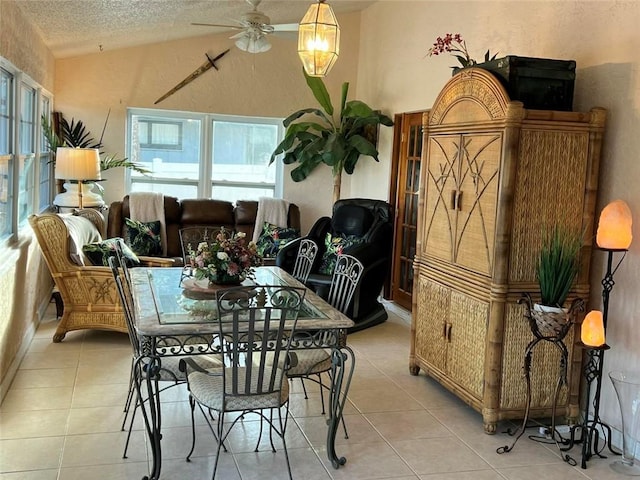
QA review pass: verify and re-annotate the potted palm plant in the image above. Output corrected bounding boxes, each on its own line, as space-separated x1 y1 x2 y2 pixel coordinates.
270 70 393 203
42 113 149 175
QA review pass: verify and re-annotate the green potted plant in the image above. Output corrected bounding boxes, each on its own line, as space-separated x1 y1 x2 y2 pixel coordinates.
270 70 393 203
528 225 583 338
536 225 582 310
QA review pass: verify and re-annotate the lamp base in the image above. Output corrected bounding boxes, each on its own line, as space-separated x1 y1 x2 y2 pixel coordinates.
53 182 104 208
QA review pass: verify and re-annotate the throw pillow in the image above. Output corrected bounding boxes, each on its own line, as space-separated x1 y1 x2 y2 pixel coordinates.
124 218 162 256
318 232 364 275
256 222 300 258
82 238 141 267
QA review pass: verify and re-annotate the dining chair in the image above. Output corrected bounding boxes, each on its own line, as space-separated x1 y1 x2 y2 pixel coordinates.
291 238 318 283
179 226 213 283
107 254 222 459
286 253 364 437
179 285 306 480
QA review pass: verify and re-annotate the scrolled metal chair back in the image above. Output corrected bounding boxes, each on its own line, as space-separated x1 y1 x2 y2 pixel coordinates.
292 239 318 283
108 256 141 357
214 285 306 396
327 254 364 315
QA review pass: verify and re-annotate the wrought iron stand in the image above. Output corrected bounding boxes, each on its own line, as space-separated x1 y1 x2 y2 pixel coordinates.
574 248 625 468
497 294 583 465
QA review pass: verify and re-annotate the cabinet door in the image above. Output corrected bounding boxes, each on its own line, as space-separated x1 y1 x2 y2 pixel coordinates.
422 133 501 276
422 134 459 262
454 133 502 275
414 276 449 372
447 291 488 399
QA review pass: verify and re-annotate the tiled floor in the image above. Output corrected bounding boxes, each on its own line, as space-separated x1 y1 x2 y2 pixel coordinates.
0 301 629 479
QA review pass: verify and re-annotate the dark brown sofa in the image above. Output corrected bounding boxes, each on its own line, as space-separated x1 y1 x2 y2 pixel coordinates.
107 196 300 265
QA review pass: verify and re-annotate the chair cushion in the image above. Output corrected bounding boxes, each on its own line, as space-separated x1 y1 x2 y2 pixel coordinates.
124 218 162 256
82 238 141 267
331 205 374 237
61 214 103 266
188 367 289 412
318 232 364 275
255 222 300 258
287 349 331 376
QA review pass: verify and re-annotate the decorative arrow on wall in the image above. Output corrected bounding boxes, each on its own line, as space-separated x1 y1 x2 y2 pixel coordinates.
154 49 230 105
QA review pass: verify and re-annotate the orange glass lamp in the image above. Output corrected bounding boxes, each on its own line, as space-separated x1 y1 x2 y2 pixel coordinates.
298 0 340 77
581 310 606 347
596 199 633 250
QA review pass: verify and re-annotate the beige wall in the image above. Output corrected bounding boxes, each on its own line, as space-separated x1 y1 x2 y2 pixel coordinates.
355 0 640 431
0 0 55 91
54 11 363 234
0 0 55 397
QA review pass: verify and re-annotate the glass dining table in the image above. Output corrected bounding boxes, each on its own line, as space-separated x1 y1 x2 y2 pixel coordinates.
130 266 355 480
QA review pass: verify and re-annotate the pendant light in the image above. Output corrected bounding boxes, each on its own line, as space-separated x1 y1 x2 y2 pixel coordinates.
298 0 340 77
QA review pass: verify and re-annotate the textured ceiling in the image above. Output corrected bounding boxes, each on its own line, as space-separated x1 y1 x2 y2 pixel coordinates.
14 0 375 58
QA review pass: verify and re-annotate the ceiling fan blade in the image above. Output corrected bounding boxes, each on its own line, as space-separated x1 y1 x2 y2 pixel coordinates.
191 22 243 30
272 23 299 32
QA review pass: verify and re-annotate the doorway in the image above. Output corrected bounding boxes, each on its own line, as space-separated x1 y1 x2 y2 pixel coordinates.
388 111 425 310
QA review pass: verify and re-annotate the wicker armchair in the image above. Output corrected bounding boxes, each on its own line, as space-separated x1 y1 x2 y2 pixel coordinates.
29 209 126 342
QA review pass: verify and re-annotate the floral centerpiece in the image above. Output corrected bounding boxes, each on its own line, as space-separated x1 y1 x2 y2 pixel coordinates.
187 228 262 286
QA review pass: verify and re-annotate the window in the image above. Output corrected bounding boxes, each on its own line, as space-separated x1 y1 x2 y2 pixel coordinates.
18 83 36 225
139 120 183 150
0 57 53 242
0 68 12 239
128 109 283 202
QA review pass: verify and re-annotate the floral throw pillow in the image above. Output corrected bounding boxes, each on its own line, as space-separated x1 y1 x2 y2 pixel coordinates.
318 232 364 275
256 222 300 258
124 218 162 256
82 238 141 267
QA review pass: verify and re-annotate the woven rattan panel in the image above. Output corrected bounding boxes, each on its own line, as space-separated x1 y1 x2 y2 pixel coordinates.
500 302 571 409
414 277 448 371
447 291 487 398
67 312 124 330
508 130 588 283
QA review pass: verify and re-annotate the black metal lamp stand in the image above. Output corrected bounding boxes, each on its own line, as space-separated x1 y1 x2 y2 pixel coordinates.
578 247 626 468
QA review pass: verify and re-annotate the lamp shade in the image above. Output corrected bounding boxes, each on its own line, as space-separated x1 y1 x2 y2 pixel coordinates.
55 147 101 181
298 0 340 77
581 310 606 347
596 199 633 249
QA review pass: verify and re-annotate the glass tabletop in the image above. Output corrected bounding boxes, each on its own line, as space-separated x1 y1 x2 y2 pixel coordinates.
145 266 327 325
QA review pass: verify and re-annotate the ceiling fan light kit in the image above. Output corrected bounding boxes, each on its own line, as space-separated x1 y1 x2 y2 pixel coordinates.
192 0 297 54
298 0 340 77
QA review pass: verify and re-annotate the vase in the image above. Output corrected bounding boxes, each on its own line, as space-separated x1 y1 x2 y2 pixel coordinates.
609 371 640 476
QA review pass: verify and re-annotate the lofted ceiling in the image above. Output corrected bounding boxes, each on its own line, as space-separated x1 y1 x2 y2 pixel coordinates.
13 0 375 59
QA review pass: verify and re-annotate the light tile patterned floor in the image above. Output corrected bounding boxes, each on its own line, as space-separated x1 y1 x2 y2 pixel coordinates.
0 301 628 479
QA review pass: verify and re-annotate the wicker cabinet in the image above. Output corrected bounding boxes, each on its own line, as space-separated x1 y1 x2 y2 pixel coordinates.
409 68 606 433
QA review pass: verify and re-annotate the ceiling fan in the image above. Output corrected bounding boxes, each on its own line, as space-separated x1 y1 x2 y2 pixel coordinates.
192 0 299 53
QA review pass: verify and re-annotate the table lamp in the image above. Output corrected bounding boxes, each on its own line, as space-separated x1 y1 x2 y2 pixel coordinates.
53 147 102 209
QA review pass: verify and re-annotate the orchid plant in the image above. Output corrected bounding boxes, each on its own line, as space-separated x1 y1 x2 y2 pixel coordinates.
427 33 498 69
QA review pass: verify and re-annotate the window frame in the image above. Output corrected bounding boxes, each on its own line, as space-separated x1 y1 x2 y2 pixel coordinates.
0 56 53 245
126 108 284 201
